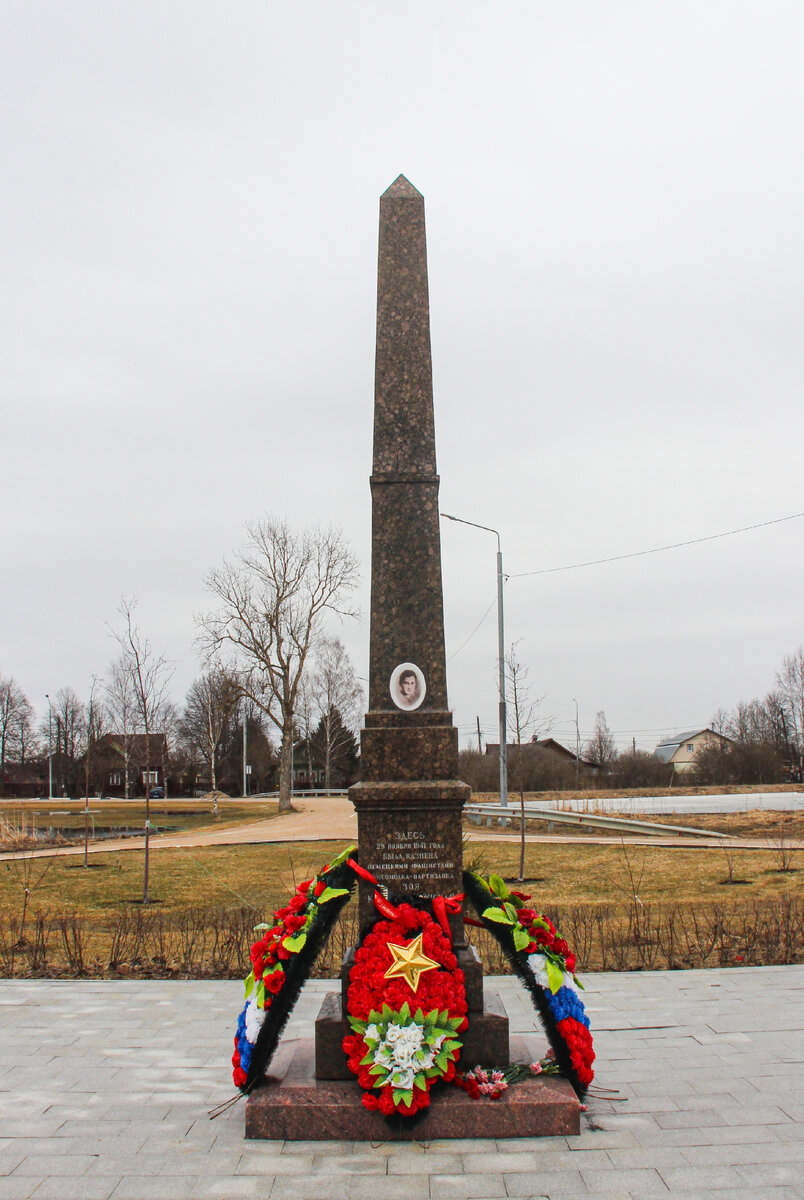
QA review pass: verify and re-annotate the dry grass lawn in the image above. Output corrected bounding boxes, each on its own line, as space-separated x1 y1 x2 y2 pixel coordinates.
2 833 800 923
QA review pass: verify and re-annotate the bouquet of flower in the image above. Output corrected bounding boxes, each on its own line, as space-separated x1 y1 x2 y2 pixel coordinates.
344 902 468 1116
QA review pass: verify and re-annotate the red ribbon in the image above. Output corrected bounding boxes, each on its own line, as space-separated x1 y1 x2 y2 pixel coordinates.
432 893 465 938
373 890 400 920
347 858 378 885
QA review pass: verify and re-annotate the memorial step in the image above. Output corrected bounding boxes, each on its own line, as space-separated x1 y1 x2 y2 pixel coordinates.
246 1033 580 1140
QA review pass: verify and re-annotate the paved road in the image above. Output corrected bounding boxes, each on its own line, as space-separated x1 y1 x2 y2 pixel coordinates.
1 967 801 1198
1 793 801 863
547 791 804 815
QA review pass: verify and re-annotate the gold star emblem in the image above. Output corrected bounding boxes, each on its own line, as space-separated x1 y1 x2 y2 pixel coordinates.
383 933 440 993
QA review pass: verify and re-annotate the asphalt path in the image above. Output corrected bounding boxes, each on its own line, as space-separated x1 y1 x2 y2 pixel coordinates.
1 793 801 862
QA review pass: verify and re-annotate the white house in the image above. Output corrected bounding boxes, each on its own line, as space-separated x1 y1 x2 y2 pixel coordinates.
653 727 731 774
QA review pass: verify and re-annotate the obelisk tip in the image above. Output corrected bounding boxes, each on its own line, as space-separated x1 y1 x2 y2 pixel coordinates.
381 174 423 199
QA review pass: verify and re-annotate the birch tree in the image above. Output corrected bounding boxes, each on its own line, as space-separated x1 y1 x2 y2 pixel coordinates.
111 597 174 903
777 648 804 771
200 517 359 812
505 643 550 882
180 668 241 812
310 636 363 789
105 656 140 799
0 676 34 768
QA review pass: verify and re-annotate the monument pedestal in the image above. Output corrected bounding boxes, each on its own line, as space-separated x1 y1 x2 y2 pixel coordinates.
245 1032 580 1140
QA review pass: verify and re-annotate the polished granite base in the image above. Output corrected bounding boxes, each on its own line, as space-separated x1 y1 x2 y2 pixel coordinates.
245 1033 580 1140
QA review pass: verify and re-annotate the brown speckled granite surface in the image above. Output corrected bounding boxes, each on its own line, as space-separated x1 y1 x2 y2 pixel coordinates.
246 1034 580 1140
350 175 468 904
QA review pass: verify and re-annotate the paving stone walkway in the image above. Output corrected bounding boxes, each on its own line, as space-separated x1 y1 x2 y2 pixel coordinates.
1 967 802 1199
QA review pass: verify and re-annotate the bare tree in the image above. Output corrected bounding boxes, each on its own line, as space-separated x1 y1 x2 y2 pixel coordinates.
179 668 241 813
81 677 106 865
310 636 363 789
105 655 140 799
505 642 550 883
160 700 179 801
295 673 317 791
200 517 359 812
110 597 174 903
585 710 616 769
0 676 35 768
777 648 804 775
40 687 87 795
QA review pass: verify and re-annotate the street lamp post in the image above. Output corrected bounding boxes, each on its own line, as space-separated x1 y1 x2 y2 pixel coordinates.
45 693 53 801
571 697 580 791
441 513 508 809
242 702 248 798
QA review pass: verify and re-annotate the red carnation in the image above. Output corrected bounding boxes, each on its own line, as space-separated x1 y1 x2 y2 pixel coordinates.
361 1092 379 1110
233 1066 247 1088
265 970 285 994
517 908 536 924
378 1088 396 1116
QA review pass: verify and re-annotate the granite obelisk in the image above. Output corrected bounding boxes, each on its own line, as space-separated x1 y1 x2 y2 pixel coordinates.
349 175 470 924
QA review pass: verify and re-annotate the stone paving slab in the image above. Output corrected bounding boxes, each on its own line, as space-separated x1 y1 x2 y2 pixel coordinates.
0 967 802 1198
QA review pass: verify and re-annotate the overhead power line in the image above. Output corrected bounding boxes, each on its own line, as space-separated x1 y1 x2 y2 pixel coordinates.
510 510 804 579
446 507 803 662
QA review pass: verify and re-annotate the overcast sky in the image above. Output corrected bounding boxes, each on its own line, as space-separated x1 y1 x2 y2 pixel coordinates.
2 1 803 753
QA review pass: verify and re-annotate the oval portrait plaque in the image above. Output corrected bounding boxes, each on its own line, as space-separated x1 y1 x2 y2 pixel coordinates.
389 662 426 712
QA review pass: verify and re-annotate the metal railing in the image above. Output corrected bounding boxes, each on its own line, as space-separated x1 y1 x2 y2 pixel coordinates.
464 802 733 839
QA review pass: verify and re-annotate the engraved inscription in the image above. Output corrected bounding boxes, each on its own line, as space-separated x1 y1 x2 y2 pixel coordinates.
366 827 456 894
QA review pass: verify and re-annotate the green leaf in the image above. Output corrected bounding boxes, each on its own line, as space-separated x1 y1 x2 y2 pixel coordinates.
369 1064 386 1076
348 1016 367 1033
399 1001 411 1020
368 1009 383 1025
573 974 585 990
435 1052 448 1071
545 959 564 994
503 901 519 922
326 845 356 869
482 905 514 926
413 1074 427 1091
413 1008 425 1023
243 970 255 998
282 933 307 953
359 1052 373 1066
392 1089 412 1106
513 926 530 952
256 979 266 1008
489 873 509 899
317 887 349 905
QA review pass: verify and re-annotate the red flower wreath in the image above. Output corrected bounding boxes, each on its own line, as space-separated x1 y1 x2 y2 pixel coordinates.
343 903 468 1117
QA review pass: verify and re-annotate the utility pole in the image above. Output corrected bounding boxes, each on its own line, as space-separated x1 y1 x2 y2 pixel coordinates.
476 715 482 754
46 694 53 801
441 513 508 808
572 697 580 790
242 702 248 797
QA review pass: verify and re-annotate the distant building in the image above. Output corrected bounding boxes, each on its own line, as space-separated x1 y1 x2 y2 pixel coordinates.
653 728 731 774
484 736 598 771
96 733 169 796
